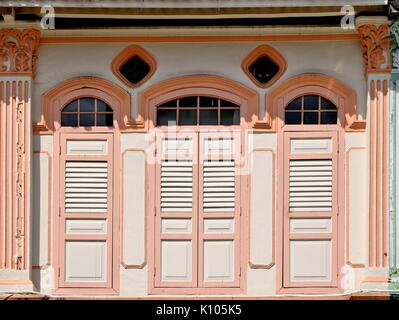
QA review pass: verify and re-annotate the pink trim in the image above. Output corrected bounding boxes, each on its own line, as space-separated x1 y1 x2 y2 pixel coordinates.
111 45 156 89
138 75 259 131
0 80 3 268
248 148 275 270
376 80 382 268
34 76 140 134
57 134 114 289
369 80 375 267
261 74 361 132
282 131 339 289
53 128 120 295
242 45 287 88
382 80 389 267
154 131 199 289
274 74 346 294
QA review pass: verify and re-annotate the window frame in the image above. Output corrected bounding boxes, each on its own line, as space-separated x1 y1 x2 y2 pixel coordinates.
284 94 338 126
61 97 114 128
155 95 241 128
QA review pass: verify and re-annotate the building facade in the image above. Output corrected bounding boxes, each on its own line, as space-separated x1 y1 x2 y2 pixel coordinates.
0 0 397 297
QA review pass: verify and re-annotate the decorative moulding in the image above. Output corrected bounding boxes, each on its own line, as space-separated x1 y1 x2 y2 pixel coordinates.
111 44 156 88
0 28 41 78
242 44 287 88
33 76 142 134
138 74 260 131
358 23 391 74
262 73 363 132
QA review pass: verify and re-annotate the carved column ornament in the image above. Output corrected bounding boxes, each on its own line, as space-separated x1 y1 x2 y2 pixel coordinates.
359 24 391 74
0 28 40 77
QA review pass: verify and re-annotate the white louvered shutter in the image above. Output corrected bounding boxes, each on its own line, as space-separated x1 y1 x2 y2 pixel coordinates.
65 161 108 213
289 159 333 212
59 134 113 289
203 160 235 212
161 160 193 212
283 132 338 288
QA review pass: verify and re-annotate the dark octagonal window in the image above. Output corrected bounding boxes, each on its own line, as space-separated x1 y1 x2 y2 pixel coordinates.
120 55 151 85
248 56 280 85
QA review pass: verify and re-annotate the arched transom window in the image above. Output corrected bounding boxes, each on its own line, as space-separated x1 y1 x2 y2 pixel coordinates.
61 97 114 127
156 96 240 126
285 95 338 125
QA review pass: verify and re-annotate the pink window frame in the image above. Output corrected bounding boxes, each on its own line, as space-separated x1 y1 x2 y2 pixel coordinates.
274 74 348 294
41 77 124 295
142 75 257 295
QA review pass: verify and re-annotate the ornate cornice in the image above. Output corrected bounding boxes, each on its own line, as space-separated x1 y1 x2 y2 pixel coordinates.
358 24 391 74
0 28 41 77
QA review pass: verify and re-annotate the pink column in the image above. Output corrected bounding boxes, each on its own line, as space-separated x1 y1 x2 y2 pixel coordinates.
359 24 390 270
0 28 40 290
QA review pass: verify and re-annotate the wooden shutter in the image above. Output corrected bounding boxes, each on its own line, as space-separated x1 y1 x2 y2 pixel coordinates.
198 131 241 288
65 161 108 213
154 132 198 288
283 131 338 288
59 134 114 288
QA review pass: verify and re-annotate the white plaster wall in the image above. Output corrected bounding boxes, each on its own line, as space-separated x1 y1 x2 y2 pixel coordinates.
30 39 369 296
119 133 148 295
31 135 54 292
33 40 367 122
247 133 277 295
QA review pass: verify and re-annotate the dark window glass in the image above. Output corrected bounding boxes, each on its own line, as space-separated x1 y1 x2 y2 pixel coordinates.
285 95 337 125
61 113 78 127
321 97 337 110
80 98 95 112
120 55 151 85
248 56 280 84
286 97 302 110
63 100 78 113
97 100 113 112
157 109 177 126
158 99 178 108
199 110 218 125
80 114 95 126
221 109 240 125
179 110 197 125
303 112 318 124
200 96 218 108
285 112 301 124
320 112 338 124
303 95 319 110
180 96 197 108
156 97 241 126
220 99 239 108
97 113 114 126
61 98 113 127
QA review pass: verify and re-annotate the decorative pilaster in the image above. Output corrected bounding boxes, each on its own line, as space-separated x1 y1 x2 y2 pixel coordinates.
0 29 40 289
359 24 391 269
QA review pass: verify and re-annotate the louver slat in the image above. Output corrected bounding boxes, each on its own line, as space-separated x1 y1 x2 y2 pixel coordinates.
65 161 108 213
289 159 333 212
203 161 235 212
161 161 193 212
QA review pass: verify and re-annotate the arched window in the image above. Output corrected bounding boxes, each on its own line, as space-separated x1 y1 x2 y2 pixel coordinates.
61 97 114 127
156 96 240 126
284 95 338 125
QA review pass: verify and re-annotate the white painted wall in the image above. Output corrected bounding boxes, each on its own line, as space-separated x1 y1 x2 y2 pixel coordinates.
30 39 371 295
